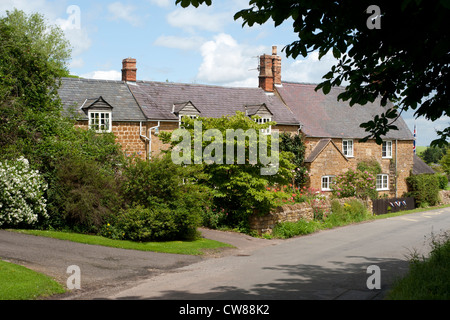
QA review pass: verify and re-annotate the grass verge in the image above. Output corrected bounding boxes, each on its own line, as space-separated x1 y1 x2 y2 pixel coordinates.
12 229 234 255
0 260 65 300
386 230 450 299
270 203 450 239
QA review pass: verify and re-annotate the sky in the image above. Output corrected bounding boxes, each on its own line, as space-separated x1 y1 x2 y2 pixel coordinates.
1 0 448 146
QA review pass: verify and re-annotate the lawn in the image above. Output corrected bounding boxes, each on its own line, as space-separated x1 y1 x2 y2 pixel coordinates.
13 229 234 255
1 229 233 300
0 260 65 300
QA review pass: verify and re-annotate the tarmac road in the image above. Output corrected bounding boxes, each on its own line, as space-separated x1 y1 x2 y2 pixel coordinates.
0 227 278 299
1 206 450 300
105 206 450 300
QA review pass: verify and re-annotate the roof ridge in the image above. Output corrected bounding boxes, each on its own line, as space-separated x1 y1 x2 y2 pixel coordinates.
304 138 349 163
61 77 125 84
135 79 262 91
281 80 347 90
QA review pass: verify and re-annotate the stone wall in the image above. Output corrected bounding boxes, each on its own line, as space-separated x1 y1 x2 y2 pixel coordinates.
75 120 179 160
249 197 373 235
76 120 147 159
439 190 450 205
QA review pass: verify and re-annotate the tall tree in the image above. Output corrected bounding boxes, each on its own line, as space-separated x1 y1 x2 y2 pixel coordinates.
0 9 71 157
176 0 450 146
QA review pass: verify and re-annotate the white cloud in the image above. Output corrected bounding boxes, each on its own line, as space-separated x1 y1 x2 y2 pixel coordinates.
61 27 92 57
154 35 206 51
149 0 171 7
69 57 85 69
404 113 450 146
107 2 142 27
0 0 63 19
81 70 122 81
167 6 229 33
196 33 265 87
283 51 339 84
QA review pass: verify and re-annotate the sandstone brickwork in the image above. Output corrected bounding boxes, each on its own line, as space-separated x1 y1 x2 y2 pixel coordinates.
304 137 414 198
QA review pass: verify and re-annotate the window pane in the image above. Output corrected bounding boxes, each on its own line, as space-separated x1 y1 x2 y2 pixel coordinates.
89 112 111 132
343 140 353 156
383 141 392 157
322 177 328 190
376 175 382 189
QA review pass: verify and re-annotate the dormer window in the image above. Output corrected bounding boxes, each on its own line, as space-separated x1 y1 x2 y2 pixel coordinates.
89 111 111 133
245 104 273 135
81 96 113 133
173 101 201 128
254 117 272 135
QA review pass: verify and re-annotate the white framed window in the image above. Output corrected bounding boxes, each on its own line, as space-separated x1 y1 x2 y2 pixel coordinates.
376 174 389 190
89 111 111 133
321 175 335 191
342 139 354 157
255 117 272 134
382 140 392 158
179 114 199 128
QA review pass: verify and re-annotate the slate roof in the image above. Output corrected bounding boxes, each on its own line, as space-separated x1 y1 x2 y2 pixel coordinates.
58 78 146 121
276 82 414 140
304 138 348 163
128 81 300 125
412 154 435 175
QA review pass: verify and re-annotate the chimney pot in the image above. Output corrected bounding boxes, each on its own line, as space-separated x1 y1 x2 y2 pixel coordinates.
272 46 277 55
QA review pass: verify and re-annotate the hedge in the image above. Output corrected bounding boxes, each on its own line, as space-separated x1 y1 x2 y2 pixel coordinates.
406 174 440 207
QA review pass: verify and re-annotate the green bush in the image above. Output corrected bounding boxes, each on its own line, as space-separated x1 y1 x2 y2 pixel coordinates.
326 199 369 227
0 157 48 227
436 173 448 190
406 174 440 207
272 219 322 239
387 231 450 299
122 155 210 209
114 154 211 240
48 155 122 233
331 168 377 200
160 112 296 231
201 206 228 229
111 205 199 241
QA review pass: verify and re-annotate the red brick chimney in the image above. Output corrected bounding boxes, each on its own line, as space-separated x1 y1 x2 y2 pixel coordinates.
259 46 281 92
122 58 137 82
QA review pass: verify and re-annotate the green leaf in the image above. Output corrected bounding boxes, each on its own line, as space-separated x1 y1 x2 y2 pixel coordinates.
332 47 341 59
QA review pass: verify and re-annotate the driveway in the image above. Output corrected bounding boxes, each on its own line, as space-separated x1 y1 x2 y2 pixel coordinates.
0 228 277 299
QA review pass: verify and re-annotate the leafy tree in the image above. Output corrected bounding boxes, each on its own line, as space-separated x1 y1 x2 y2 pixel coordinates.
420 146 446 164
176 0 450 146
0 10 126 232
160 112 295 230
0 9 71 159
279 132 308 188
441 148 450 175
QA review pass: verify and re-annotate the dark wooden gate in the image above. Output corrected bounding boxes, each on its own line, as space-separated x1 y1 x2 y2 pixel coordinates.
372 197 415 215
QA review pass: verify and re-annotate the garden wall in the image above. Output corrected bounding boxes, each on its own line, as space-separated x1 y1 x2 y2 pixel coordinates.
439 190 450 205
249 197 373 235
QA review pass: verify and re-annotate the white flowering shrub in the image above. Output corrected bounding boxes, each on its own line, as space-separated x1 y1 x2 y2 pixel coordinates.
0 157 48 227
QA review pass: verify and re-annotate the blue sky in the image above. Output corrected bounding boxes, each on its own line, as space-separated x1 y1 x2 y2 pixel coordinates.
1 0 448 146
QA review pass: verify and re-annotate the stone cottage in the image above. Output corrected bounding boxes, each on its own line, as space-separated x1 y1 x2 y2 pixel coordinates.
256 47 415 197
58 47 416 197
58 57 300 161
